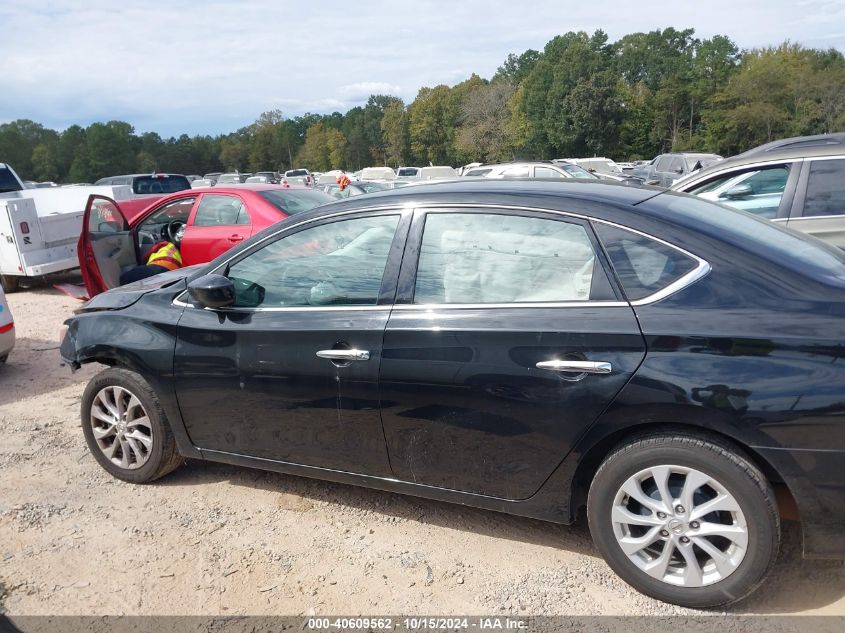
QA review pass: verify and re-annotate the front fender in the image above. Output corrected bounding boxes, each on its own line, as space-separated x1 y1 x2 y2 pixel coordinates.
60 288 201 459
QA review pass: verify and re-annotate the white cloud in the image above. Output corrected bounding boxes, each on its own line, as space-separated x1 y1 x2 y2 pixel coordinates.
338 82 403 100
0 0 842 136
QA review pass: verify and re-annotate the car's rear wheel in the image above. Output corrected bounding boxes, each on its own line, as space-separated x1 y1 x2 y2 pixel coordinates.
81 368 183 483
587 433 779 608
1 274 20 293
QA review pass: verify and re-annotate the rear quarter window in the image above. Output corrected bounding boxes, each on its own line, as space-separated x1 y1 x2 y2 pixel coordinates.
593 223 700 301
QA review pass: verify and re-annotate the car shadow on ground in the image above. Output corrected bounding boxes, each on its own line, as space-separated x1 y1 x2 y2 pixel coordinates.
161 459 845 613
162 459 596 555
0 338 86 408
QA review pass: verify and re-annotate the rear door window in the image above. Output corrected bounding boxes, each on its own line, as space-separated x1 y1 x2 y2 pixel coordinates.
502 166 530 178
413 212 610 304
534 166 565 179
193 195 249 226
803 159 845 217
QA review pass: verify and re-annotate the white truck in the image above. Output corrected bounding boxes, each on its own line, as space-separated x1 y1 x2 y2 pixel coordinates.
1 163 136 292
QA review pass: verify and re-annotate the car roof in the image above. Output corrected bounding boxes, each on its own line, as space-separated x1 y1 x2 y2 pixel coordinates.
172 184 316 195
98 173 185 178
281 180 661 226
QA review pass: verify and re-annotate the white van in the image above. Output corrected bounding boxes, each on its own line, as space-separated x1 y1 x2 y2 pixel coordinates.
0 285 14 364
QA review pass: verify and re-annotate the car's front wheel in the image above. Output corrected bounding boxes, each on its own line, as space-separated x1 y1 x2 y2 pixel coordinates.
81 368 183 483
587 433 780 608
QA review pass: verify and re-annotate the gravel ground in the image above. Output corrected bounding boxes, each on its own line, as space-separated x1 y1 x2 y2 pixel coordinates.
1 278 844 616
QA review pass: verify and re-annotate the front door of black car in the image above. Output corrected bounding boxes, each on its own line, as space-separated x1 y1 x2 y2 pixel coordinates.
174 210 409 476
378 209 648 499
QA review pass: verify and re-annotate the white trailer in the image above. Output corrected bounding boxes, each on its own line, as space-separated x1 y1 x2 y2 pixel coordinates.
0 185 135 292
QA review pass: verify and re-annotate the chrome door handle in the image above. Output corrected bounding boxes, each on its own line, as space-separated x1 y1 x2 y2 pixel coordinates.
536 360 612 374
316 349 371 361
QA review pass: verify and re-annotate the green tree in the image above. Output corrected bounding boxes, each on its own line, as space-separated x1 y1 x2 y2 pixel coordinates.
31 144 59 181
0 119 55 179
84 121 136 179
455 81 516 162
294 123 331 171
380 100 409 167
325 128 348 169
409 85 452 164
495 49 541 84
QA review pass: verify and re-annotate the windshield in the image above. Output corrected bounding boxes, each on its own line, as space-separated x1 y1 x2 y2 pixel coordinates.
0 167 23 193
286 170 308 177
558 164 599 179
358 182 389 193
258 189 334 215
420 167 455 179
133 175 190 194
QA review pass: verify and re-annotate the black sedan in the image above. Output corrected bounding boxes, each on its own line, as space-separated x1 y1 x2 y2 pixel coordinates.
60 180 845 608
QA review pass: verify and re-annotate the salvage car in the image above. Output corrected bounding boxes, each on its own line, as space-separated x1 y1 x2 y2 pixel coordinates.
0 285 14 363
647 153 722 187
672 133 845 248
78 185 333 296
61 180 845 608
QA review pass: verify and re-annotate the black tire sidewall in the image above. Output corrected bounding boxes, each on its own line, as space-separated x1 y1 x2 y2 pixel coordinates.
81 368 171 483
588 439 779 608
1 275 20 294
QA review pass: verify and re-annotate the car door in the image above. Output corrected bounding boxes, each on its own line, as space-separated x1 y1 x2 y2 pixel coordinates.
787 157 845 248
79 195 135 296
180 193 253 266
378 208 647 500
174 209 411 476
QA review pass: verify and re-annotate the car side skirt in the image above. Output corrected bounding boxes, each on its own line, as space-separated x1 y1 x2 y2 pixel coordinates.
198 448 576 524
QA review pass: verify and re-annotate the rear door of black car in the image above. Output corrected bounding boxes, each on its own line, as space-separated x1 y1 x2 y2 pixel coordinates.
377 207 647 500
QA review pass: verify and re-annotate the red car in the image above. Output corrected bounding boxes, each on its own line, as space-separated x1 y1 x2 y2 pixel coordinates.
78 185 334 297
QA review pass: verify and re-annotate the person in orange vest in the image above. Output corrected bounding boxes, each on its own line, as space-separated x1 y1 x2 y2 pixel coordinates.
119 240 183 285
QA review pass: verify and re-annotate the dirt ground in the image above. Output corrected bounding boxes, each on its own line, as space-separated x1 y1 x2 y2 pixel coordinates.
1 277 844 617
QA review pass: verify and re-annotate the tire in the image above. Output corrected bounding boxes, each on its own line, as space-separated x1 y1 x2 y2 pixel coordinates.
1 275 20 293
81 367 183 483
587 432 779 608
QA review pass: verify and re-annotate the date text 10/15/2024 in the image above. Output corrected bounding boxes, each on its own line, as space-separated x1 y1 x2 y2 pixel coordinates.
306 617 529 631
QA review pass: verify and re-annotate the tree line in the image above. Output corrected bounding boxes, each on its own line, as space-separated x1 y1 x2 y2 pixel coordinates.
3 27 845 183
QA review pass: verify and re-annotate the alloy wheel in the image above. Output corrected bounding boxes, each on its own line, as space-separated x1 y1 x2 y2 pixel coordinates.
611 465 748 587
89 386 153 470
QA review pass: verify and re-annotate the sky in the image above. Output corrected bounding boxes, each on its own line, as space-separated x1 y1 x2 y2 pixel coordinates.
1 0 844 137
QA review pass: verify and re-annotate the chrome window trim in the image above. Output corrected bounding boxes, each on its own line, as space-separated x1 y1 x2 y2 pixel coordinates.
174 299 391 313
393 301 630 311
782 213 845 221
172 202 711 310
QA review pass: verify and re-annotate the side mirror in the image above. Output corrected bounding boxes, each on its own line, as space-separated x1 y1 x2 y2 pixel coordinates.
188 274 235 309
722 183 753 199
